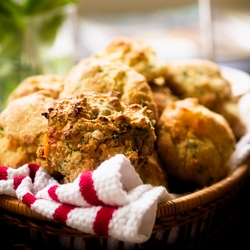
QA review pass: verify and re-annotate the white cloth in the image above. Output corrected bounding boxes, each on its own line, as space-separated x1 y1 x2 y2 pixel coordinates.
230 132 250 172
0 154 173 243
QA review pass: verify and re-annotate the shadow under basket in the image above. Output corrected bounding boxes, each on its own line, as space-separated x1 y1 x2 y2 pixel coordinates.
0 163 250 250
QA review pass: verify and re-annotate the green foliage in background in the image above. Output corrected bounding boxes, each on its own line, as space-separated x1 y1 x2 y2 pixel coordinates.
0 0 77 110
0 0 77 60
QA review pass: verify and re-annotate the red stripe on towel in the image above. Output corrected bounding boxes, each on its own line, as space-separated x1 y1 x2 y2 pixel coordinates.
13 176 26 190
53 204 75 224
22 193 37 207
93 206 118 236
28 163 40 182
0 166 8 180
48 185 60 202
79 171 104 206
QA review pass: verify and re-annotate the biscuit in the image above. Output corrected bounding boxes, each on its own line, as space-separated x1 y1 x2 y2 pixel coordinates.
7 74 64 104
60 57 159 120
0 130 31 168
138 150 168 188
0 93 57 176
165 59 232 110
93 35 167 83
38 90 157 183
150 83 179 117
213 100 247 140
156 98 235 191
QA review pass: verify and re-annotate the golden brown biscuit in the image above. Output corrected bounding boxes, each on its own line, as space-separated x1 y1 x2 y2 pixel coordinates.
150 83 179 117
93 36 167 83
38 90 156 183
213 100 247 140
0 130 59 177
0 93 54 151
156 98 235 192
7 74 64 104
60 57 158 120
0 92 58 177
0 130 31 168
0 93 58 176
165 59 232 110
138 150 168 188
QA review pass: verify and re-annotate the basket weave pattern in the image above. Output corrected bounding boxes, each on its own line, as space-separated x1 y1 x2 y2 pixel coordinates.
0 163 249 249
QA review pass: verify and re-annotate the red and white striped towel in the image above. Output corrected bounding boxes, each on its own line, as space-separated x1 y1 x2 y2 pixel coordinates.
0 154 173 243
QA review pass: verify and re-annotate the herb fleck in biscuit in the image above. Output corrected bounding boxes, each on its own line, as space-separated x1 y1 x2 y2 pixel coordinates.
165 59 232 110
38 91 157 183
164 59 246 140
156 98 235 191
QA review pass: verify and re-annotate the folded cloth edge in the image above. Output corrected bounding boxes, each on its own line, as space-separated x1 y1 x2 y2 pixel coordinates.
0 154 173 244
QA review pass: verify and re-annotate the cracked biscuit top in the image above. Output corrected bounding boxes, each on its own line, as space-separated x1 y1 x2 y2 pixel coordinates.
93 36 167 83
38 91 156 183
59 57 158 120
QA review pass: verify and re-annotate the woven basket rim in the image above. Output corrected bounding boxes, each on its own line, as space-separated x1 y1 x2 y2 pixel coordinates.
0 163 249 222
156 163 250 217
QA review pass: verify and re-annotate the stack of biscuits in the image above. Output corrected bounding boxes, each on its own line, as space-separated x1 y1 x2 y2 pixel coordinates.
0 36 245 194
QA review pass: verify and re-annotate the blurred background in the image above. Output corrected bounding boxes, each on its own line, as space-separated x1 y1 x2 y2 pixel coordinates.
77 0 250 71
1 0 250 109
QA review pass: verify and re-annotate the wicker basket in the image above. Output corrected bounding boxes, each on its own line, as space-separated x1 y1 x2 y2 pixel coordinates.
0 162 250 250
